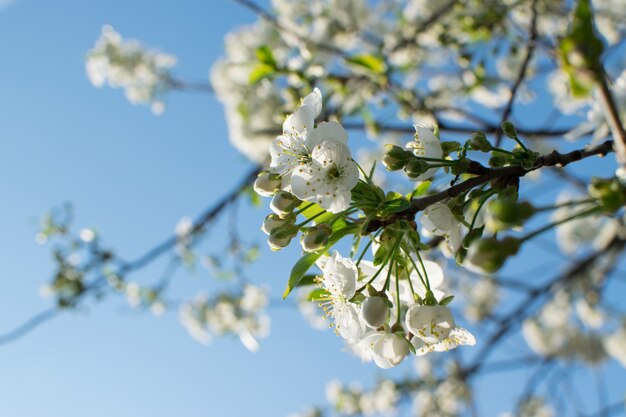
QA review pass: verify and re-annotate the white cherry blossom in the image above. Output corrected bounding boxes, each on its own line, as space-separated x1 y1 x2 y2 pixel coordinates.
291 138 359 213
420 202 463 253
318 251 364 340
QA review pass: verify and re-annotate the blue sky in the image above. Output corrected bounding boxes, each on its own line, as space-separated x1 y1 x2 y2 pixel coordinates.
0 1 624 417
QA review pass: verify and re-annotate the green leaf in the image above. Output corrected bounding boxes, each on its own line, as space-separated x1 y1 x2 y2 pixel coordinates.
282 224 360 299
297 274 318 287
346 54 386 74
249 63 275 85
297 202 347 231
306 288 329 301
409 181 432 199
255 45 277 68
439 295 455 306
382 198 411 214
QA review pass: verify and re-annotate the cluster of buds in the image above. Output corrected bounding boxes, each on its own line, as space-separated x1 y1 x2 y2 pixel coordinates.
382 144 430 179
256 172 334 253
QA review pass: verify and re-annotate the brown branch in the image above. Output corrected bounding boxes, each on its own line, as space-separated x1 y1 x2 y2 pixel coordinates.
598 73 626 166
0 165 262 347
341 121 573 138
410 139 614 211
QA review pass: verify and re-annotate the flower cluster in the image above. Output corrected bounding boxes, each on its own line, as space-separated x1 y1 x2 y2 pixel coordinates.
315 251 475 369
325 379 399 416
179 285 270 352
86 25 176 114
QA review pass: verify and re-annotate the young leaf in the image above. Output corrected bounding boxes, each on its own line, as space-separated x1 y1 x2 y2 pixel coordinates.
255 45 277 68
410 181 432 199
346 54 386 74
249 63 274 85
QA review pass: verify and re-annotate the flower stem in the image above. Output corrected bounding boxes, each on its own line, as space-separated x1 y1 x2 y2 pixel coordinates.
413 245 431 291
469 190 495 231
295 210 326 227
534 198 596 212
402 245 426 294
394 261 401 325
293 202 316 215
355 239 373 266
358 234 403 291
520 205 602 243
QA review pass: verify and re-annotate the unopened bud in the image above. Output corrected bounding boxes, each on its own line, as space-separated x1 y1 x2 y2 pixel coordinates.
254 171 282 197
267 233 293 251
382 144 411 171
270 191 301 216
489 154 506 167
268 224 298 251
468 132 491 152
261 213 295 235
589 178 626 213
501 121 518 139
404 158 429 179
450 158 470 175
487 199 535 231
441 141 461 154
465 236 521 274
300 224 332 252
361 296 390 328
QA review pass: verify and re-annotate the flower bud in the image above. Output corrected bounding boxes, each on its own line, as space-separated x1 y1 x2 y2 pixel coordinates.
261 213 295 235
370 332 409 368
300 224 332 253
464 236 520 274
489 154 506 167
441 141 461 154
501 121 518 138
382 144 411 171
405 304 455 344
267 224 298 251
468 132 491 152
253 171 282 197
270 191 301 216
267 233 293 251
589 178 626 213
404 158 429 179
450 158 470 175
487 199 535 231
361 296 390 328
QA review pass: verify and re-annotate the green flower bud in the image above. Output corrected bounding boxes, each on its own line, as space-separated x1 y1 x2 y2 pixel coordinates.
404 158 429 179
300 224 332 253
267 224 299 251
253 171 282 197
451 158 470 175
501 121 518 138
487 199 536 231
589 178 626 213
441 141 461 154
261 213 295 235
267 233 293 251
382 144 411 171
465 236 521 274
468 132 491 152
270 191 301 216
361 296 390 328
489 154 506 167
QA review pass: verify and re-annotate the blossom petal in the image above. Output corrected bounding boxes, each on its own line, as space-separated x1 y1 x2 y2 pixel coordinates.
301 87 322 118
283 106 315 134
308 121 348 148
